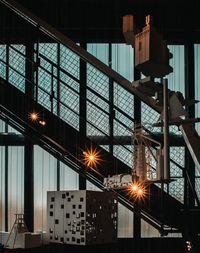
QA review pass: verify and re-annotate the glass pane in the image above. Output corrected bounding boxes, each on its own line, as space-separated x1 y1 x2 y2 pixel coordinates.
112 44 134 81
141 219 160 237
118 203 133 237
34 146 57 232
86 180 102 191
0 147 5 232
59 162 79 190
8 45 25 92
0 45 6 80
8 146 24 229
167 45 185 95
87 44 109 65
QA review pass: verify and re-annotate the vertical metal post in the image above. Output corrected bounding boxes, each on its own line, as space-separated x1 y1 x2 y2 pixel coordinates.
35 35 39 103
184 43 195 208
24 142 34 232
50 64 54 113
24 42 34 232
5 122 8 231
57 43 60 191
109 44 114 162
133 68 141 238
79 42 87 190
163 78 170 180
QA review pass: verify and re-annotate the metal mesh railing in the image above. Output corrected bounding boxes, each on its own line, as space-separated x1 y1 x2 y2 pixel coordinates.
0 40 188 203
0 0 195 206
0 45 6 79
8 45 25 92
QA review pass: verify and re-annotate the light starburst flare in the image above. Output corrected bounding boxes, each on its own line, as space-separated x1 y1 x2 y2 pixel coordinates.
28 112 39 122
82 147 101 168
127 181 147 200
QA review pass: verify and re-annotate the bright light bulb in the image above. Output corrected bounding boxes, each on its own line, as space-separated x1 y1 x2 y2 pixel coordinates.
82 148 101 168
131 184 138 191
137 188 143 195
89 155 94 161
29 112 39 121
127 182 146 200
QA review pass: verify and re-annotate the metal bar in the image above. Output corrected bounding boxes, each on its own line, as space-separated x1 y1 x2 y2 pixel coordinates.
163 78 170 180
0 0 162 113
109 44 114 158
24 140 34 232
184 43 196 208
79 42 87 190
37 52 80 84
4 122 8 231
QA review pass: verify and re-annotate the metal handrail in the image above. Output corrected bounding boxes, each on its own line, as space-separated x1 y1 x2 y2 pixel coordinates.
0 0 162 114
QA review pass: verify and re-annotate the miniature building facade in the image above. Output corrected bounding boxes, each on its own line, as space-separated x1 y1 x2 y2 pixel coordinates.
47 190 117 245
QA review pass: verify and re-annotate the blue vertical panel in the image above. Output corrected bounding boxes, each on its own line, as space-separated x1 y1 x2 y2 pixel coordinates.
112 44 134 81
0 147 5 233
34 146 57 232
59 162 79 190
9 45 25 93
167 45 185 95
8 146 24 230
87 44 109 66
167 45 185 135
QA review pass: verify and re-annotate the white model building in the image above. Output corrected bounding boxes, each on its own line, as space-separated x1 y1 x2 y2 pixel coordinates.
47 190 117 245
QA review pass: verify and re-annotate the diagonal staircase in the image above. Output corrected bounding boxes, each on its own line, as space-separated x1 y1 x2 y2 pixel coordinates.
0 77 185 232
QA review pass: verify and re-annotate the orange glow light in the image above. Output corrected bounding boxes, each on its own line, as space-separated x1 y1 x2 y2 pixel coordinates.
29 112 39 121
127 181 146 200
83 148 101 168
131 183 138 192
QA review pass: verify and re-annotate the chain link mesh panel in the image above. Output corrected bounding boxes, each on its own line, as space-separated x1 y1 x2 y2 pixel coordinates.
87 101 109 136
87 63 109 100
8 45 25 92
60 45 80 80
0 45 6 79
114 82 134 119
169 178 184 203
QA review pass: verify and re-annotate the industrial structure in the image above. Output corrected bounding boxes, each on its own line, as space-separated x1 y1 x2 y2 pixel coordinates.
0 0 200 252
